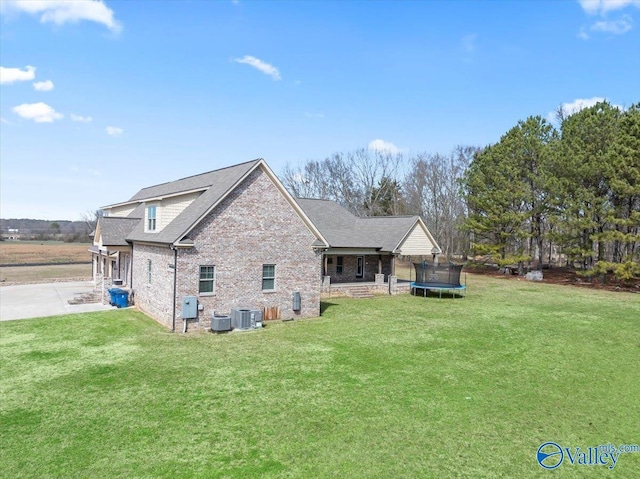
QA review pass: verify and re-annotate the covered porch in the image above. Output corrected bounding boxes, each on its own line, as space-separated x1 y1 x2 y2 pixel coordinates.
320 249 407 297
321 250 398 284
89 245 132 287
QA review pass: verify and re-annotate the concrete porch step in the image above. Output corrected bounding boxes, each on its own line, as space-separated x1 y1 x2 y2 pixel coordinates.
343 286 376 298
349 292 375 298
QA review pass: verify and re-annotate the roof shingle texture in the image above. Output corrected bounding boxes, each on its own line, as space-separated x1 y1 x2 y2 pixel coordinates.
295 198 418 252
99 217 142 246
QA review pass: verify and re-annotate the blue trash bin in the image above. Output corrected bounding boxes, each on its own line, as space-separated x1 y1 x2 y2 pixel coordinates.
108 288 122 306
114 290 129 308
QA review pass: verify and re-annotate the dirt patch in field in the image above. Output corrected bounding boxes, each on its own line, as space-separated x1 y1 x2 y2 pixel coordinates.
0 242 91 265
465 264 640 294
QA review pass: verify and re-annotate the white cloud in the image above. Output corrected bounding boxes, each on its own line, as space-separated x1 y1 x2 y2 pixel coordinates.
579 0 640 15
33 79 54 91
461 33 477 53
591 15 633 33
0 65 36 84
304 112 324 119
368 139 402 155
579 16 633 38
234 55 281 80
549 97 623 121
1 0 122 33
106 126 123 136
578 0 638 37
71 113 92 123
12 102 63 122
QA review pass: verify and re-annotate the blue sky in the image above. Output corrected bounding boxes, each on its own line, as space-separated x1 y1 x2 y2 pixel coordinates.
1 0 639 220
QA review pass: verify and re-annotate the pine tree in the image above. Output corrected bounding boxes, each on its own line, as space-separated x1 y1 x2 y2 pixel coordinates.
554 101 623 270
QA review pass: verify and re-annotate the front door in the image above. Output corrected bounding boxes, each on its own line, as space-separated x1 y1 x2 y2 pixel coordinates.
356 256 364 278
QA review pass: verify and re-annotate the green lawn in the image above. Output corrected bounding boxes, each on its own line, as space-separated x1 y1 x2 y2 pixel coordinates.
1 275 638 478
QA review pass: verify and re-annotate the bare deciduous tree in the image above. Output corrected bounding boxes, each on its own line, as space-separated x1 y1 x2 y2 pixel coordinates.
404 146 479 258
281 148 403 216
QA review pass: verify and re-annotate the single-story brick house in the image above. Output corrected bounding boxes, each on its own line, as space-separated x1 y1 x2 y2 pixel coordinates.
91 159 440 331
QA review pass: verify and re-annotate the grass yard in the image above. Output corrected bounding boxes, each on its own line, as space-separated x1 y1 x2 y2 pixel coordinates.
1 275 638 478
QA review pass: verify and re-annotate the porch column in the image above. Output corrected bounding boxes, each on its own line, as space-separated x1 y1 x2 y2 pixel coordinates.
323 255 329 276
322 275 331 293
378 255 382 274
391 255 396 276
389 275 398 295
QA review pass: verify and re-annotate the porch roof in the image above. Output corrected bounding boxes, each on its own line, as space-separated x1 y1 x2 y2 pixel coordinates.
97 217 140 246
296 198 422 252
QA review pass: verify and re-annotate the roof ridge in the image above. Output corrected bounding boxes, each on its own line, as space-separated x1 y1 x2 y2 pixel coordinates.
359 215 417 219
136 158 262 193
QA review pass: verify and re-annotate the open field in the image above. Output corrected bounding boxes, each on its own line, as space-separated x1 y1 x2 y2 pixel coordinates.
0 264 92 284
0 241 92 284
0 241 92 265
1 275 638 478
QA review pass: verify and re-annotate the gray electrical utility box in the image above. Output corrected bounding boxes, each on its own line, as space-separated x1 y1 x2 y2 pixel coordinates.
181 296 198 319
292 292 301 311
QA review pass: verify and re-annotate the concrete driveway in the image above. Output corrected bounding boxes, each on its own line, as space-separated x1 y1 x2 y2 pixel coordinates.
0 281 115 321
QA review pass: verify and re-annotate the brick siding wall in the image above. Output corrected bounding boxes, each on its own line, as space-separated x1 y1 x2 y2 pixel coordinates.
177 167 322 330
132 243 176 328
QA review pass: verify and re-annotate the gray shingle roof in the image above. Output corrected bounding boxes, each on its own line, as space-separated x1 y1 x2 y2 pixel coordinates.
126 160 261 244
295 198 420 252
98 217 141 246
98 159 428 252
127 159 260 202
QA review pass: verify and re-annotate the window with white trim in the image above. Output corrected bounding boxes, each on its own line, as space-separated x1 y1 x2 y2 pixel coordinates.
199 266 215 294
147 205 157 231
262 264 275 291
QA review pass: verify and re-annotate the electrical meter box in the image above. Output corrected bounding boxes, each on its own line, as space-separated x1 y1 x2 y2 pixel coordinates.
181 296 198 319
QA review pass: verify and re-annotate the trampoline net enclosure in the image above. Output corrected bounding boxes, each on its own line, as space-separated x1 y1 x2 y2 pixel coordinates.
412 261 463 288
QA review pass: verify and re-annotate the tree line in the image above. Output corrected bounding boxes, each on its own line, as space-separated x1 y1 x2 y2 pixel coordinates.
282 100 639 281
282 146 476 259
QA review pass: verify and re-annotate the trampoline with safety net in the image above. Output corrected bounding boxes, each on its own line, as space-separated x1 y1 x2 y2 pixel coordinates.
411 261 466 298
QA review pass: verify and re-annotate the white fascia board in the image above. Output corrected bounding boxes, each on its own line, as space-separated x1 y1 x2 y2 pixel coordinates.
324 248 382 255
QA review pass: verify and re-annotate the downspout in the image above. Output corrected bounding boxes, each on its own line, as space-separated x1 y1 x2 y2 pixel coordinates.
130 246 134 290
171 245 177 333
